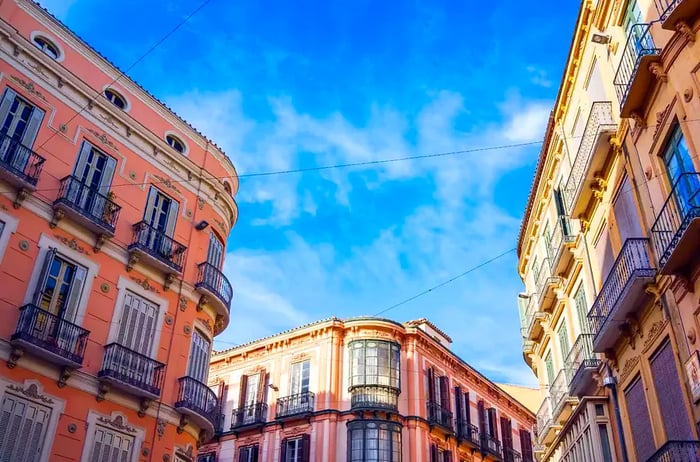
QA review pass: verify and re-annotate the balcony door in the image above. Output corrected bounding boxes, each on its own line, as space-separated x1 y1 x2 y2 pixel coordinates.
207 232 224 269
663 125 700 218
238 372 266 424
0 88 44 171
114 291 159 382
70 142 116 216
186 330 210 384
288 360 310 413
143 187 178 257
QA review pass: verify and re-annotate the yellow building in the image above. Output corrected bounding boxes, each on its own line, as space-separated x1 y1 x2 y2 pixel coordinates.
517 0 700 461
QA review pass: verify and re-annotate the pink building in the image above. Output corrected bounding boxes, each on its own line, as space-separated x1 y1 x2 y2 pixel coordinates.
203 317 535 462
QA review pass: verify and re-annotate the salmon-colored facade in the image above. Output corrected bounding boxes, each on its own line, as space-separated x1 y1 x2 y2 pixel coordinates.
0 1 238 461
203 317 535 462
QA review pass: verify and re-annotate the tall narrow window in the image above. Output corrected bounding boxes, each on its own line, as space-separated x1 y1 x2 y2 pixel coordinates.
280 434 310 462
624 375 656 461
500 417 513 460
290 360 310 396
116 291 159 356
650 338 693 440
237 371 267 425
207 232 224 268
663 125 699 217
187 330 211 383
612 175 643 243
72 142 116 192
574 285 588 334
33 249 86 323
238 444 258 462
0 87 44 155
144 187 178 236
558 320 570 358
349 340 400 409
89 425 134 461
0 393 52 462
544 352 555 386
519 429 534 462
347 421 401 462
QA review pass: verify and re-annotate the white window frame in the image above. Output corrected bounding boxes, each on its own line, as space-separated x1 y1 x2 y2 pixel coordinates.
29 31 65 62
22 234 99 328
0 377 65 462
0 208 18 264
79 411 144 462
106 276 168 359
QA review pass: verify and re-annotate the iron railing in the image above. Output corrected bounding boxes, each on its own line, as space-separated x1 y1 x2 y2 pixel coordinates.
520 295 539 338
174 376 219 428
563 102 616 212
656 0 680 21
427 401 453 430
482 434 503 458
588 238 655 341
550 369 569 417
647 440 700 462
651 172 700 268
536 396 553 441
505 447 523 462
0 132 45 186
129 221 187 273
11 304 89 365
565 334 600 385
98 343 165 397
456 420 480 446
276 391 315 418
54 175 121 233
547 215 575 267
350 385 400 410
195 262 233 311
614 24 659 109
231 402 267 428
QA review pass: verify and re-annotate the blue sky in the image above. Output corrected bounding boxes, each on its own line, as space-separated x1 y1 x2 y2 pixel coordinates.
43 0 579 385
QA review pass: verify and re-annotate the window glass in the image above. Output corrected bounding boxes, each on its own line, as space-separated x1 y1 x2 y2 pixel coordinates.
347 421 401 462
33 36 60 59
103 89 127 110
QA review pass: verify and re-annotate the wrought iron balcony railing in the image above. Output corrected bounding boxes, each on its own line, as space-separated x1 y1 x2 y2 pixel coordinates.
456 420 480 446
128 221 187 273
98 343 165 398
651 172 700 271
588 238 656 350
536 396 553 442
231 402 267 429
550 369 569 418
350 385 400 411
504 447 523 462
276 391 315 418
54 175 121 234
10 304 89 367
562 102 616 213
427 401 453 430
565 334 600 396
0 132 45 187
547 215 575 268
656 0 700 30
647 440 700 462
482 434 503 458
174 376 219 429
195 262 233 311
613 23 659 112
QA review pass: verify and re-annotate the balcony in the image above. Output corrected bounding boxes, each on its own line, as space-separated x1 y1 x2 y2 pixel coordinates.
647 440 700 462
52 176 121 241
536 396 557 445
0 132 45 198
551 369 575 424
427 401 453 432
589 238 656 352
350 385 400 411
456 420 480 448
566 334 601 398
614 24 661 118
174 376 219 433
195 262 233 322
563 102 617 216
481 435 503 460
230 402 267 430
651 173 700 275
504 448 522 462
276 391 315 419
535 259 560 311
127 221 187 274
658 0 700 31
98 343 165 399
547 216 576 275
10 304 89 369
522 295 547 341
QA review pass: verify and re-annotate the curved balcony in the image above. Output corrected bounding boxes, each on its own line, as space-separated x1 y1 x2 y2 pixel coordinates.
427 401 453 432
53 175 121 239
195 262 233 323
647 440 700 461
231 402 267 431
276 391 315 420
350 385 400 411
10 303 89 369
127 221 186 274
565 334 601 398
0 132 45 192
174 376 219 434
536 396 556 446
98 343 165 399
614 24 661 118
588 238 656 352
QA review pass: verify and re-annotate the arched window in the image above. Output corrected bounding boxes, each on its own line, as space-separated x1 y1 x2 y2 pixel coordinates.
347 420 402 462
33 35 60 60
165 134 186 154
103 88 127 110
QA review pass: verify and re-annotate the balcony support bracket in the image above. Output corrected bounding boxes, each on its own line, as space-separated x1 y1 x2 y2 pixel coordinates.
94 234 108 253
57 366 72 388
49 208 65 229
6 346 22 368
164 273 175 292
677 21 696 43
138 398 152 418
96 382 110 402
126 254 138 272
13 187 28 209
197 295 208 312
177 415 188 434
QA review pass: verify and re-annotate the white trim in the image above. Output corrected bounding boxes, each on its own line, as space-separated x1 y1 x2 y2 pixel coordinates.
79 410 145 462
23 233 99 327
101 85 131 112
0 377 66 462
164 130 189 156
29 31 65 62
0 208 18 264
107 276 168 359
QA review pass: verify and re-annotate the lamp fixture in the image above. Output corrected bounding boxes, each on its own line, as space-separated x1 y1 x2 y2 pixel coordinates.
195 220 209 231
591 33 612 44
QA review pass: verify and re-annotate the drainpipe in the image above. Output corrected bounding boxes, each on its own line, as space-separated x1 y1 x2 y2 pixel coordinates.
603 364 629 462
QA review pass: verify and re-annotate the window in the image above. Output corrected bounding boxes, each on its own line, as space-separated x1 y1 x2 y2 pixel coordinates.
207 232 224 269
519 429 534 462
187 330 211 383
165 134 186 154
115 291 159 356
144 187 178 237
574 285 588 334
0 393 52 461
238 444 258 462
103 88 127 110
32 35 60 60
558 320 570 358
281 435 310 462
34 249 87 322
0 87 45 154
598 425 613 462
73 141 116 191
544 352 554 386
624 375 655 461
290 360 310 396
650 338 693 440
349 340 400 388
347 420 401 462
236 371 268 425
197 453 216 462
500 417 514 461
0 220 4 239
89 425 134 461
663 125 699 216
453 386 470 434
430 446 453 462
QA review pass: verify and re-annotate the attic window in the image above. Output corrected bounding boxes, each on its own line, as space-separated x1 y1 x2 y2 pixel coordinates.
104 88 127 110
165 134 186 154
33 35 60 60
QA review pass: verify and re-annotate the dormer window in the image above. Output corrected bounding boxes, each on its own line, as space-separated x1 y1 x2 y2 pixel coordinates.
103 89 127 110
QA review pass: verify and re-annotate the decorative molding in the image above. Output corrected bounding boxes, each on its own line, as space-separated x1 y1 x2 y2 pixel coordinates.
179 296 188 312
97 415 137 434
292 352 310 362
654 103 673 141
85 127 119 151
620 356 641 383
152 174 181 195
684 87 694 103
214 219 227 236
649 62 667 82
53 233 91 255
129 276 161 294
7 382 54 404
197 198 205 210
156 419 166 439
174 444 194 462
10 75 46 100
677 21 696 43
197 317 213 334
643 319 668 351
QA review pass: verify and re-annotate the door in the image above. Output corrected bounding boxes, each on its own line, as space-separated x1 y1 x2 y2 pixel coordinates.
0 88 44 172
70 142 116 219
143 188 178 257
207 232 224 268
663 125 700 219
187 330 211 384
289 360 310 412
115 291 159 383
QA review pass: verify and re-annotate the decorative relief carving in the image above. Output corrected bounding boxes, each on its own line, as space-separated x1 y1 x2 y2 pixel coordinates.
282 424 312 437
654 103 673 141
174 444 194 462
620 356 641 383
152 174 181 194
97 415 137 434
292 352 310 362
197 198 205 210
179 296 188 312
643 319 668 351
684 88 694 103
197 317 213 334
7 383 54 404
10 75 46 100
97 113 119 129
53 233 91 255
156 419 166 439
130 276 161 294
85 128 119 151
677 21 696 43
649 62 667 82
214 219 227 236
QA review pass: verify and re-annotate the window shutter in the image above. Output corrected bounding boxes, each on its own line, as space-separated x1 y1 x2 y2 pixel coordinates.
464 392 471 426
20 105 44 149
624 376 656 461
99 155 117 192
238 374 249 412
444 450 453 462
0 394 50 462
430 444 438 462
0 88 18 127
90 426 134 461
478 400 486 438
32 248 57 306
500 417 513 451
454 386 462 435
558 320 570 358
488 408 499 440
187 330 211 383
237 447 246 462
280 438 287 462
520 429 533 461
257 370 269 403
427 367 435 402
301 434 311 462
251 444 259 462
117 291 158 355
439 376 450 411
63 264 86 322
72 141 93 181
165 198 179 237
650 339 694 440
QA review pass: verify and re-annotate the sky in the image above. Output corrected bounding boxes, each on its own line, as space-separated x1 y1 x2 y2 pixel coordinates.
41 0 580 386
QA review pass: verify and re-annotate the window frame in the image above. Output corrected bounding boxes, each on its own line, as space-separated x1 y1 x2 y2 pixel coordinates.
0 209 18 264
349 339 401 390
30 32 63 61
347 420 402 462
165 133 188 155
79 410 144 462
238 444 259 462
103 88 129 111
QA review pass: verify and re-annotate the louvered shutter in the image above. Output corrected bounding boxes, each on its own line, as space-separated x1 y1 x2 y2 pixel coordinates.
99 155 116 192
187 330 211 383
301 434 311 462
251 444 259 462
238 375 249 408
20 105 43 150
0 88 17 129
63 264 86 322
430 444 438 462
520 429 533 461
427 367 435 402
0 394 50 462
650 339 693 440
72 141 93 182
501 417 513 460
488 408 499 440
238 447 246 462
624 376 656 461
439 376 450 412
478 400 486 441
117 291 158 355
165 197 179 238
464 392 471 426
89 425 133 462
280 438 287 462
257 370 268 403
454 386 462 435
32 248 57 306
